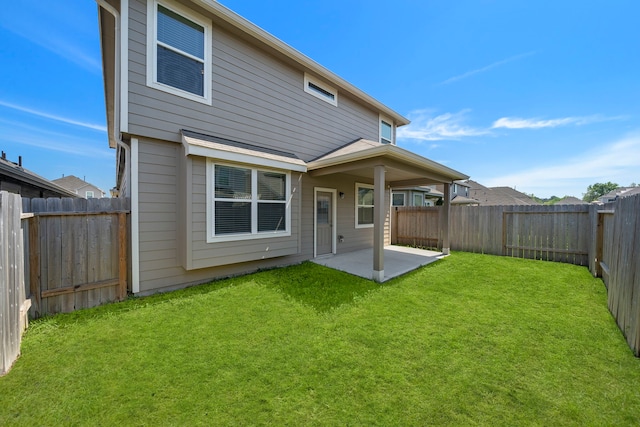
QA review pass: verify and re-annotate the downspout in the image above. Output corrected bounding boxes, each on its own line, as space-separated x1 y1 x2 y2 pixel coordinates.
95 0 139 294
95 0 121 148
95 0 130 195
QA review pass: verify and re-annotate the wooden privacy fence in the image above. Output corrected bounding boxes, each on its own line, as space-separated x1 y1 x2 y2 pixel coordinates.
1 191 30 376
23 197 130 318
392 197 640 356
592 196 640 356
393 204 591 265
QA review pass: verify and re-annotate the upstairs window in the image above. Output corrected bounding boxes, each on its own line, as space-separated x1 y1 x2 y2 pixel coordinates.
147 0 212 104
304 73 338 106
380 117 394 144
85 191 94 199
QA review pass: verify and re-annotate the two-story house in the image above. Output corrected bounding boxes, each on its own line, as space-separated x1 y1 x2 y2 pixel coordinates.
391 186 444 207
52 175 106 199
96 0 467 294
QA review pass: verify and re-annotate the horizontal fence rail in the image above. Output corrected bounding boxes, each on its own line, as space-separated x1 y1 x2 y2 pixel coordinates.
597 196 640 356
392 197 640 356
393 204 590 265
23 198 130 318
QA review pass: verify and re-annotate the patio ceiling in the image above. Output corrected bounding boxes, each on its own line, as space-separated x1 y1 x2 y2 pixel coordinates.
307 139 466 282
306 139 468 185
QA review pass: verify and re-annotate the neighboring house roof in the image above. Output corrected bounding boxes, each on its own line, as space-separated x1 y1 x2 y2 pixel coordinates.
466 180 540 206
451 195 480 205
598 187 640 203
425 188 444 197
0 156 77 198
52 175 105 198
392 186 444 195
555 196 589 205
308 139 469 184
453 180 471 188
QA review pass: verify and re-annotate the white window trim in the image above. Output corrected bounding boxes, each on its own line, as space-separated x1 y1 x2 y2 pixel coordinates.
392 192 405 206
355 182 374 229
85 191 95 199
413 193 423 207
206 160 292 243
313 187 337 258
147 0 212 104
304 73 338 106
379 114 395 145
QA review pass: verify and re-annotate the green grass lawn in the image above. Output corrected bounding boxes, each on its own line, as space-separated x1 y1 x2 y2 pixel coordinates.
2 252 640 426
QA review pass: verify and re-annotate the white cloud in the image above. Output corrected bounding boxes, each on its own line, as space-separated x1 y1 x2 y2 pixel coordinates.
397 109 489 141
492 115 622 130
0 100 107 132
481 132 640 197
439 51 536 85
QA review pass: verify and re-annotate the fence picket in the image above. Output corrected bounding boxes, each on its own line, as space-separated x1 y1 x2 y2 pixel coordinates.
21 197 131 318
0 192 29 375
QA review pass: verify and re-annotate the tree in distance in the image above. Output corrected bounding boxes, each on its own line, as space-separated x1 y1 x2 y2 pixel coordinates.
582 182 619 202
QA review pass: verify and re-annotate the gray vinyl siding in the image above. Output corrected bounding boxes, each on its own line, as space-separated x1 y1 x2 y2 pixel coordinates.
300 174 391 256
127 0 380 162
186 156 300 270
137 138 391 293
137 138 308 293
130 0 395 293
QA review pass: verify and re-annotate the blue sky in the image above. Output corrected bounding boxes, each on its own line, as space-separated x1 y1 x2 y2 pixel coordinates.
1 0 638 198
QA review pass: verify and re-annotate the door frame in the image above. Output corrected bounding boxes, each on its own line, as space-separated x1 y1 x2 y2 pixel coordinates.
313 187 337 258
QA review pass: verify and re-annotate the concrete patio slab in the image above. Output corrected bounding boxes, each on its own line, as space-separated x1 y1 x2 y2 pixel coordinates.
311 245 445 282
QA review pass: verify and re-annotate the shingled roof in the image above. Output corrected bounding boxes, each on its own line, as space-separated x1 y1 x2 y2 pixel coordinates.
466 180 540 206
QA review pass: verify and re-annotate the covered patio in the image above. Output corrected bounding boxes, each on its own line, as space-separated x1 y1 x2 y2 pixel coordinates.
311 245 445 282
307 139 468 282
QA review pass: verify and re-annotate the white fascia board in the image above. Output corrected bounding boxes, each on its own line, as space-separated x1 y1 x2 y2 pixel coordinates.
190 0 409 126
182 136 307 172
308 145 468 181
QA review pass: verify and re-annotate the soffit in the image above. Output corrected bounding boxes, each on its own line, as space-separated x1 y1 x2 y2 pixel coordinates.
307 139 469 185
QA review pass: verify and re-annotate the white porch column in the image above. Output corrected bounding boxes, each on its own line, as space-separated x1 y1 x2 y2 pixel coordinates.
373 165 385 282
442 182 451 255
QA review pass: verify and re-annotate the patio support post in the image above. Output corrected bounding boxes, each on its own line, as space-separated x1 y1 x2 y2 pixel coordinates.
442 182 451 255
373 165 385 282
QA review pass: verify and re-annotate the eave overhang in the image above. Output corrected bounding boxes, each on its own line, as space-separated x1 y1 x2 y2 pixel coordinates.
181 130 307 172
307 141 468 185
190 0 409 126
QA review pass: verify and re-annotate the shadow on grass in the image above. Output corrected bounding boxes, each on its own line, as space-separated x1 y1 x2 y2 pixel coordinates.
254 262 382 312
30 260 421 327
29 276 241 327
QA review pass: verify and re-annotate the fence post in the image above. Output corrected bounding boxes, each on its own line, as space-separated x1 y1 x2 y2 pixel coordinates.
28 216 41 317
595 211 604 278
118 212 127 301
441 184 450 255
